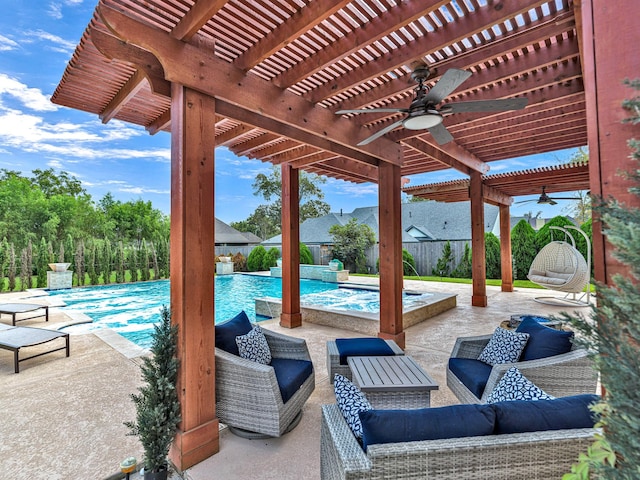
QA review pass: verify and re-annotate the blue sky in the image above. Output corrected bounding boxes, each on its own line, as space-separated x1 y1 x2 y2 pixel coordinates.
0 1 584 225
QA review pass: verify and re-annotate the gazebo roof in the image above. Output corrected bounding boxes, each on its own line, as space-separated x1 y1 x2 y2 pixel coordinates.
403 161 590 204
52 0 587 184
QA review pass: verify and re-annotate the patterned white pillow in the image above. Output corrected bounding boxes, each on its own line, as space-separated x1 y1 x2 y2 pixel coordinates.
334 374 372 439
478 327 530 366
486 366 555 403
235 325 272 365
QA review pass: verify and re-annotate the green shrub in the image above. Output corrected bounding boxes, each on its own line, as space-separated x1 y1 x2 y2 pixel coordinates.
402 249 416 276
511 219 537 280
247 245 266 271
451 242 472 278
485 232 501 279
263 247 281 270
535 215 574 251
432 241 454 277
300 242 313 265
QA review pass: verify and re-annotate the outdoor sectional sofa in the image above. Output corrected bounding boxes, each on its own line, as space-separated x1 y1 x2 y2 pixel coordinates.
447 317 598 404
320 395 598 480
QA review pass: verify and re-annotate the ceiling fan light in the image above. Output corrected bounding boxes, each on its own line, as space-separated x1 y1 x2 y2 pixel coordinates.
403 113 443 130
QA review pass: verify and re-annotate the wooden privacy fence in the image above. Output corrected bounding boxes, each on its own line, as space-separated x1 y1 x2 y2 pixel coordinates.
217 241 469 277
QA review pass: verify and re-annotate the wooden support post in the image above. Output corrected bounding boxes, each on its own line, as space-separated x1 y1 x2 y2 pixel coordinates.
280 163 302 328
168 84 219 471
499 204 513 292
470 172 487 306
579 0 640 284
378 162 405 349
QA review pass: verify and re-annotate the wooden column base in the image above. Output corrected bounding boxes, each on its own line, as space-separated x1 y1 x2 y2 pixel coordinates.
169 419 220 472
501 282 514 292
472 295 488 307
378 331 406 350
280 312 302 328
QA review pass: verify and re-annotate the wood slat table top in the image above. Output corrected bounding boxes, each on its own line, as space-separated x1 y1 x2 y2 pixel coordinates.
347 355 439 393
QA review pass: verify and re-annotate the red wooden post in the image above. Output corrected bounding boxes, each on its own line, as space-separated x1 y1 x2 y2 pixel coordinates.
500 204 514 292
280 163 302 328
378 162 405 348
168 84 219 471
470 171 487 306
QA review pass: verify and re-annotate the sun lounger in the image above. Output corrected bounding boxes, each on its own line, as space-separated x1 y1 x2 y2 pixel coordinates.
0 324 69 373
0 303 49 326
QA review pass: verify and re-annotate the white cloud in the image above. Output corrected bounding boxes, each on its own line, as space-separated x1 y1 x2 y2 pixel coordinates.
120 186 170 195
0 74 58 112
0 34 19 52
26 30 77 55
47 159 63 169
330 180 378 197
47 3 63 20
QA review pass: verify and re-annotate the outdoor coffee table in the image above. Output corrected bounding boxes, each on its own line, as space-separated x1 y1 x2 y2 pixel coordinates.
347 355 439 409
0 303 49 326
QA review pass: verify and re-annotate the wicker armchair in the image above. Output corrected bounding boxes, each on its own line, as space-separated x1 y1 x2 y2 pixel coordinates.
215 328 315 437
320 403 595 480
447 334 597 404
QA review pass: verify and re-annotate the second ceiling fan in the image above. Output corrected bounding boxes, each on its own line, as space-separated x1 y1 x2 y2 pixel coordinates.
336 63 528 146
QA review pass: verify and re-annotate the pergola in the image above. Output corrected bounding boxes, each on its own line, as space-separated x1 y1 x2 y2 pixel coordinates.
52 0 638 470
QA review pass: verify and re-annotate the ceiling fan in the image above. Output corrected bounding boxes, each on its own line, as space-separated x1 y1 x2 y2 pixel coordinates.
335 63 528 146
517 186 579 206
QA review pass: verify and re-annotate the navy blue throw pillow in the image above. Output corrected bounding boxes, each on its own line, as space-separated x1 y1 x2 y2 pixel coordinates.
215 310 253 356
335 338 394 365
493 394 600 434
359 403 496 451
516 316 574 361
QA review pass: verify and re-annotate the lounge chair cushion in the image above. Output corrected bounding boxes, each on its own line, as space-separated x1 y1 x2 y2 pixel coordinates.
270 357 313 404
333 373 372 439
493 394 600 434
486 367 554 403
335 338 395 365
478 327 530 365
359 403 496 451
516 316 574 361
448 357 493 399
236 325 271 365
215 310 253 356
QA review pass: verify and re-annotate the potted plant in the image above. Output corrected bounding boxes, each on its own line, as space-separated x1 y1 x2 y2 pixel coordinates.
125 305 181 480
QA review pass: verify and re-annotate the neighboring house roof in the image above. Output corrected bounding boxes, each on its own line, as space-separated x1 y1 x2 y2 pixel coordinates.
215 218 260 245
262 201 501 245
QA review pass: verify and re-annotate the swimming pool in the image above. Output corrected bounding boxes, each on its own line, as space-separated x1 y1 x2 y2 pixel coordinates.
49 275 339 348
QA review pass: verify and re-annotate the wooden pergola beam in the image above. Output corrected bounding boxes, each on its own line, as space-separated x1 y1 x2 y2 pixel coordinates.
171 1 227 41
99 70 147 123
233 0 350 71
97 4 403 167
333 11 575 113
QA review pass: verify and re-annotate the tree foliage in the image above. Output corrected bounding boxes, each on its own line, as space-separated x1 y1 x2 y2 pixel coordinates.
247 245 267 272
534 215 574 251
125 306 180 474
329 219 375 274
230 166 330 239
402 248 416 276
511 219 538 280
451 242 472 278
432 241 454 277
485 232 501 279
300 242 313 265
0 170 170 290
563 79 640 480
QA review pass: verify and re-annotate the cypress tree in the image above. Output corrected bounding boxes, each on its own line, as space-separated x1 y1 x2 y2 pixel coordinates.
150 242 160 280
485 232 501 279
8 244 16 292
19 248 29 291
451 242 472 278
75 240 85 286
511 219 537 280
130 244 140 283
140 240 151 281
432 240 454 277
116 241 125 283
36 237 49 288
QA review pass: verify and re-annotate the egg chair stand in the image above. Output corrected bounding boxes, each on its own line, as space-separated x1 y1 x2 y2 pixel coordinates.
527 226 592 307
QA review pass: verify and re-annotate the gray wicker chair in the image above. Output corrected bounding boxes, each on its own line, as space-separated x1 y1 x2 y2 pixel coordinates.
320 403 595 480
447 334 598 404
215 328 315 437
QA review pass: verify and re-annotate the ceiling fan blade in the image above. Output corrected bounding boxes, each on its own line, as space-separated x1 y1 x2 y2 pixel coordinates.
423 69 472 104
357 119 405 146
445 97 528 113
427 122 454 145
336 108 407 115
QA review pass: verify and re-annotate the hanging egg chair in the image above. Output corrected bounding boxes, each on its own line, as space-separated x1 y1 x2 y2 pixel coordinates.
527 226 591 306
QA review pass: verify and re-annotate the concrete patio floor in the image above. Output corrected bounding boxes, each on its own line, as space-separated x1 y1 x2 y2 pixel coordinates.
0 278 591 479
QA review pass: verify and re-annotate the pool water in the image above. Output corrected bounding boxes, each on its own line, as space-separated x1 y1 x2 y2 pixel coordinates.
301 287 433 313
49 275 339 348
